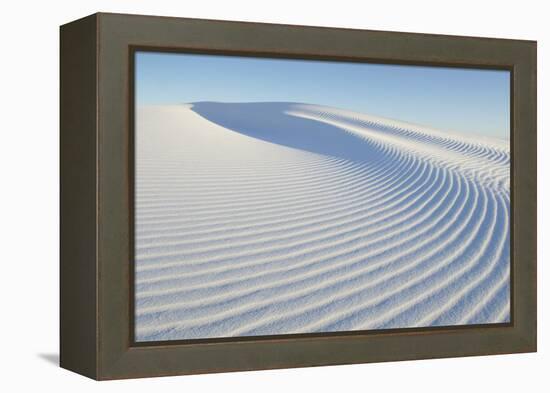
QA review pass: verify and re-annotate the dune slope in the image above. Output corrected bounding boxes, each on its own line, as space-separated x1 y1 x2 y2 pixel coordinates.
134 102 510 342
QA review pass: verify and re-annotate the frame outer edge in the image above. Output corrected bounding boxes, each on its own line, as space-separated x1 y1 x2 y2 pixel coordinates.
518 41 537 351
92 13 537 379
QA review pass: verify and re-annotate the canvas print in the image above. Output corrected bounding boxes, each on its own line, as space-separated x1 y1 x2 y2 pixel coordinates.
133 51 510 342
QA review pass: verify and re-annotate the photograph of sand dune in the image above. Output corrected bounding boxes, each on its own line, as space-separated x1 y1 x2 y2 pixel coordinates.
133 51 511 342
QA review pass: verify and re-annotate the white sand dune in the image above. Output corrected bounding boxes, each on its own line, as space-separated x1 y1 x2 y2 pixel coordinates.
134 102 510 342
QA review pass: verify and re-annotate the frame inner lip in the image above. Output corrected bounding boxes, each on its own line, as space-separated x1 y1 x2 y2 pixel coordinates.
128 47 514 346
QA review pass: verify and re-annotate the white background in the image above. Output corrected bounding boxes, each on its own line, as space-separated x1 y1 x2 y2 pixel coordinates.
0 0 546 391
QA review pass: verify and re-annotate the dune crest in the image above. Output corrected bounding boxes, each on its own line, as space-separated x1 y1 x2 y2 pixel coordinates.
134 102 510 342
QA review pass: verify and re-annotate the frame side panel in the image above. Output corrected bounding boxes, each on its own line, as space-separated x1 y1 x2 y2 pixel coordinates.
60 14 99 379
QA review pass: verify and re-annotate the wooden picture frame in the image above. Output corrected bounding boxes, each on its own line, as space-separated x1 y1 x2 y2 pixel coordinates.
60 12 537 380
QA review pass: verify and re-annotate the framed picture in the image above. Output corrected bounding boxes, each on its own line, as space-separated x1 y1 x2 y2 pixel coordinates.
60 12 537 380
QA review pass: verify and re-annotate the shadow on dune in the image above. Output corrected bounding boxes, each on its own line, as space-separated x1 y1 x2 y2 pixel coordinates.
190 102 383 163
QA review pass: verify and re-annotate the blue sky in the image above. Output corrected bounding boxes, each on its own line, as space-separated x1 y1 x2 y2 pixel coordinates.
136 51 510 139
